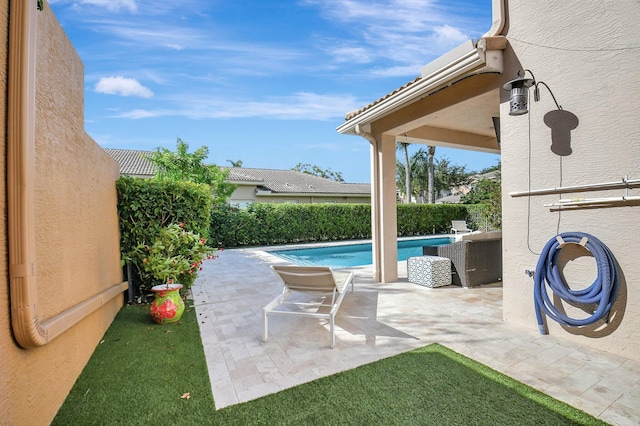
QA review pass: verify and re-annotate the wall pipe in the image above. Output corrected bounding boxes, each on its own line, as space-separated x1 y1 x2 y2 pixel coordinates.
509 177 640 198
545 196 640 208
8 1 127 349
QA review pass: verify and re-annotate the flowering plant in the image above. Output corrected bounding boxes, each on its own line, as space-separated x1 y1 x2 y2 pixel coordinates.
130 223 219 291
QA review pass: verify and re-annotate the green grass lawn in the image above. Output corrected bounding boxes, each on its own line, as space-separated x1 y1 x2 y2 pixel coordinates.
53 302 607 425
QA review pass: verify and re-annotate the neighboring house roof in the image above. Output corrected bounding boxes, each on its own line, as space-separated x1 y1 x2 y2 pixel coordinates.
104 148 155 177
227 167 370 196
471 170 500 182
104 148 370 196
436 194 462 204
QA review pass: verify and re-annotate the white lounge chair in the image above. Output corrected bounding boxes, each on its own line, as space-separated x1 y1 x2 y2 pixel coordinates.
450 220 472 234
263 265 354 348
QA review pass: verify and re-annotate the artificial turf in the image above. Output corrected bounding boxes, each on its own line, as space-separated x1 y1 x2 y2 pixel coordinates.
53 303 607 425
52 302 215 425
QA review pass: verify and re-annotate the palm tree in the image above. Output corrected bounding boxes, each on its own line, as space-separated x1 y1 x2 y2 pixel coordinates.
226 159 243 167
409 149 471 204
428 146 436 203
434 157 472 201
396 159 406 199
408 148 428 202
396 141 411 203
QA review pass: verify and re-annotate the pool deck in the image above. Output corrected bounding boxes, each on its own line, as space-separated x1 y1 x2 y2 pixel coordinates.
192 247 640 425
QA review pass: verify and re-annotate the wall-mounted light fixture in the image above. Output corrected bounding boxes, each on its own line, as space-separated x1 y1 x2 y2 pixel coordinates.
503 69 562 116
503 70 535 115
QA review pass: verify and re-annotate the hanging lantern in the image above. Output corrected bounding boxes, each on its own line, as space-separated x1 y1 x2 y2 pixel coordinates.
503 76 535 116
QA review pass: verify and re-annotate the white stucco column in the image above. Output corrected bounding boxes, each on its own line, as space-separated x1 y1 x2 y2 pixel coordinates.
371 133 398 283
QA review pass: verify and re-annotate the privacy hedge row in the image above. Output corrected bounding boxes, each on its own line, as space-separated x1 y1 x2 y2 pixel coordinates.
396 203 469 236
209 203 371 247
465 203 500 231
209 203 484 248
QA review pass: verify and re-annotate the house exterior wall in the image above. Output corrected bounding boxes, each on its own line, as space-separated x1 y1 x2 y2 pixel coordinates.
229 184 371 207
0 4 124 424
229 184 258 205
501 1 640 360
253 195 371 204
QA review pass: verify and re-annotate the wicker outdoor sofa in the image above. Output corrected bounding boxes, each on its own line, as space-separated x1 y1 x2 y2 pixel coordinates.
422 231 502 288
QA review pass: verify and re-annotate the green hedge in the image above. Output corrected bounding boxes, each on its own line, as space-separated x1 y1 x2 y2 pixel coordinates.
396 204 469 236
210 203 493 248
116 176 213 294
466 203 501 231
209 203 371 247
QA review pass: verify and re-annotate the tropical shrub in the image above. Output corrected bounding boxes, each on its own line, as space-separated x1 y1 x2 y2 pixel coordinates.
145 137 236 204
127 223 218 290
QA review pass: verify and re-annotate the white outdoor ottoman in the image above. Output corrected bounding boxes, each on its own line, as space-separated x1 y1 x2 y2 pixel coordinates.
407 255 452 288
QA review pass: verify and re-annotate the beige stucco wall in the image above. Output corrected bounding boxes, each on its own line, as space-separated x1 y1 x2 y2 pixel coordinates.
229 184 370 206
0 3 124 424
254 196 370 204
0 0 10 419
501 1 640 360
229 184 257 204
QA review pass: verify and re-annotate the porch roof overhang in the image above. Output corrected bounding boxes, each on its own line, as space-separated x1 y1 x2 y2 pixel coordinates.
336 37 508 154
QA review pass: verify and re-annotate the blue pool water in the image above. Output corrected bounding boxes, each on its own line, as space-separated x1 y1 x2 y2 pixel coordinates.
271 237 454 268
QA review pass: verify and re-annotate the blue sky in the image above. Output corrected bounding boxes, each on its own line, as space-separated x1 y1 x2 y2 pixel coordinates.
49 0 499 183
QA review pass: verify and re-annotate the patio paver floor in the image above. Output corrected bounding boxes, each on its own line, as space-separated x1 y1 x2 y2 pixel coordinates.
192 248 640 425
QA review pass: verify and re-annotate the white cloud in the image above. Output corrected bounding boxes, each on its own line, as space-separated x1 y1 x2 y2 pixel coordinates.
304 0 480 76
432 24 468 45
328 46 373 64
94 22 206 49
114 92 362 121
50 0 210 15
118 109 157 119
50 0 138 12
95 76 153 98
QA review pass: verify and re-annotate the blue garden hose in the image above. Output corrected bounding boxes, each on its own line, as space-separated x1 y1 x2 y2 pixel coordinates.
533 232 619 335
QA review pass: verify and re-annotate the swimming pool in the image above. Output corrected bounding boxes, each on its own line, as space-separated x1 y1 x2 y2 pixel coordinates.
271 237 454 268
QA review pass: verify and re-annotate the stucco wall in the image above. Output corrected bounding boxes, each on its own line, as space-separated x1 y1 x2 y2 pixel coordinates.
0 0 10 419
253 196 371 204
0 3 124 424
501 1 640 360
229 184 371 207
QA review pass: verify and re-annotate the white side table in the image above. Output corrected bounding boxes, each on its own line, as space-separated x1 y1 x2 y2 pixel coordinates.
407 256 452 288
